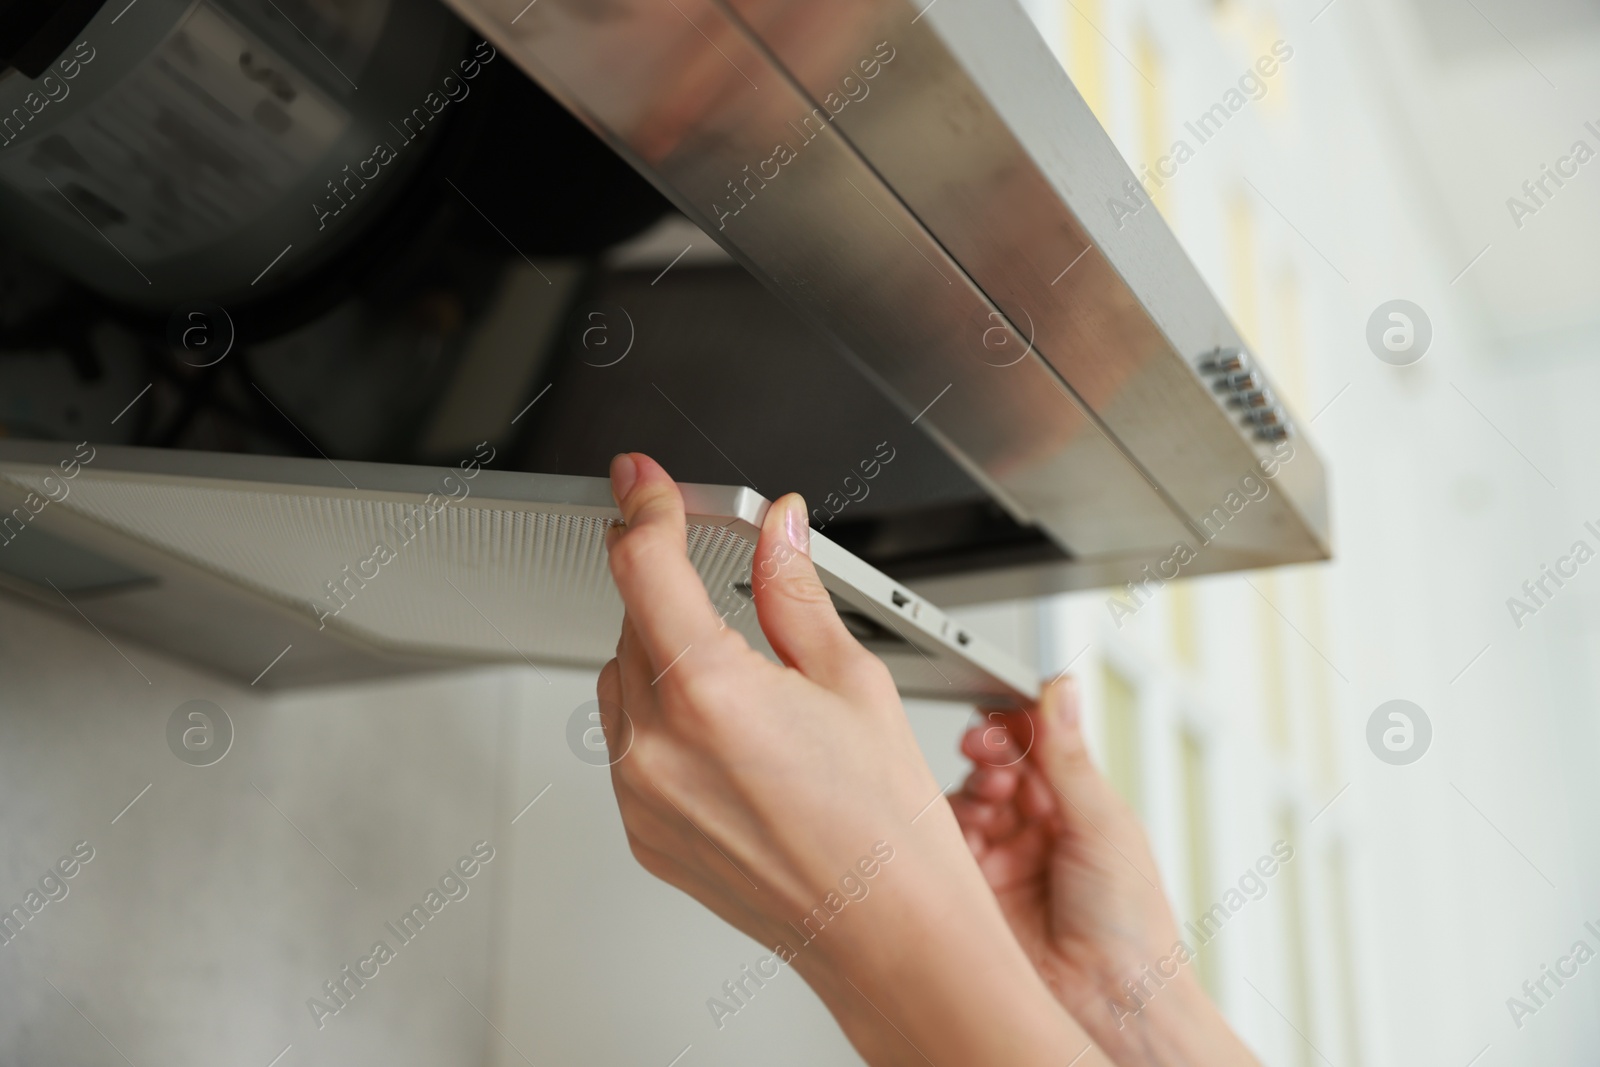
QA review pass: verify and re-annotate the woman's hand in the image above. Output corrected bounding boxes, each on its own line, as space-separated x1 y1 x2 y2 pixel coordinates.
597 453 1110 1067
951 680 1261 1066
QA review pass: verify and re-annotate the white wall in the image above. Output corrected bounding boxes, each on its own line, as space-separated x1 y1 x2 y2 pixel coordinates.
1017 0 1600 1063
0 598 505 1067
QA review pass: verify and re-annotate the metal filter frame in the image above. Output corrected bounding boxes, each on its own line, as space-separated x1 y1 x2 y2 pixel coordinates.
0 440 1037 704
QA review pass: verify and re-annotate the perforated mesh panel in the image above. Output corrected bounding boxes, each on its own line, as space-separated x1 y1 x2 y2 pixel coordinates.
2 472 763 665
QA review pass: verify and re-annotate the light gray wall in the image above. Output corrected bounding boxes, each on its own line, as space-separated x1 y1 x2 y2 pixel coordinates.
0 597 504 1067
0 594 1010 1067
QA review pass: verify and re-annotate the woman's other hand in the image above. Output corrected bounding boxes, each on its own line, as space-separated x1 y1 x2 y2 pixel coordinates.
951 680 1261 1066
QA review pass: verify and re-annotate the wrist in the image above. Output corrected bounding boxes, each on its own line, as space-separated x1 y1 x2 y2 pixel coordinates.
1083 962 1259 1067
794 835 1095 1066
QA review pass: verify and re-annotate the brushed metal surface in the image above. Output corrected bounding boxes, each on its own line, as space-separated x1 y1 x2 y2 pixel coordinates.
434 0 1330 587
435 0 1193 563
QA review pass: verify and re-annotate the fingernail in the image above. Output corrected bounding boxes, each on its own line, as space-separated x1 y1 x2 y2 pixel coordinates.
786 496 810 556
610 453 638 505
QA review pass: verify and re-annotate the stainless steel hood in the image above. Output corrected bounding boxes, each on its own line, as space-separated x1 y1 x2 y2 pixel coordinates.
0 0 1330 686
433 0 1331 601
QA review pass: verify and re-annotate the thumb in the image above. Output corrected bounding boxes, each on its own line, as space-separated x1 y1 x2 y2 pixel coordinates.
1030 676 1101 805
750 493 877 687
1029 675 1165 891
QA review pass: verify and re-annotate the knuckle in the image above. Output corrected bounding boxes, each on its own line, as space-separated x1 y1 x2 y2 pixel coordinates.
624 829 673 880
631 480 676 512
703 626 753 664
661 651 755 736
624 493 683 537
596 658 621 700
662 664 729 727
778 572 835 608
616 731 666 788
606 530 656 583
840 647 895 694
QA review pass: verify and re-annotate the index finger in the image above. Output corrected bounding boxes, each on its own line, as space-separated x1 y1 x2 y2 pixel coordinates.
605 452 728 673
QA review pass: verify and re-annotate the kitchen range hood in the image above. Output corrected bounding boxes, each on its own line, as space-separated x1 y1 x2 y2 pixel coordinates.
0 0 1328 690
426 0 1330 602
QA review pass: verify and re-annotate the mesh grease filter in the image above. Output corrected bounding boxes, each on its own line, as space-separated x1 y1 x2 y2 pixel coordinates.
0 445 1036 702
0 471 770 666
